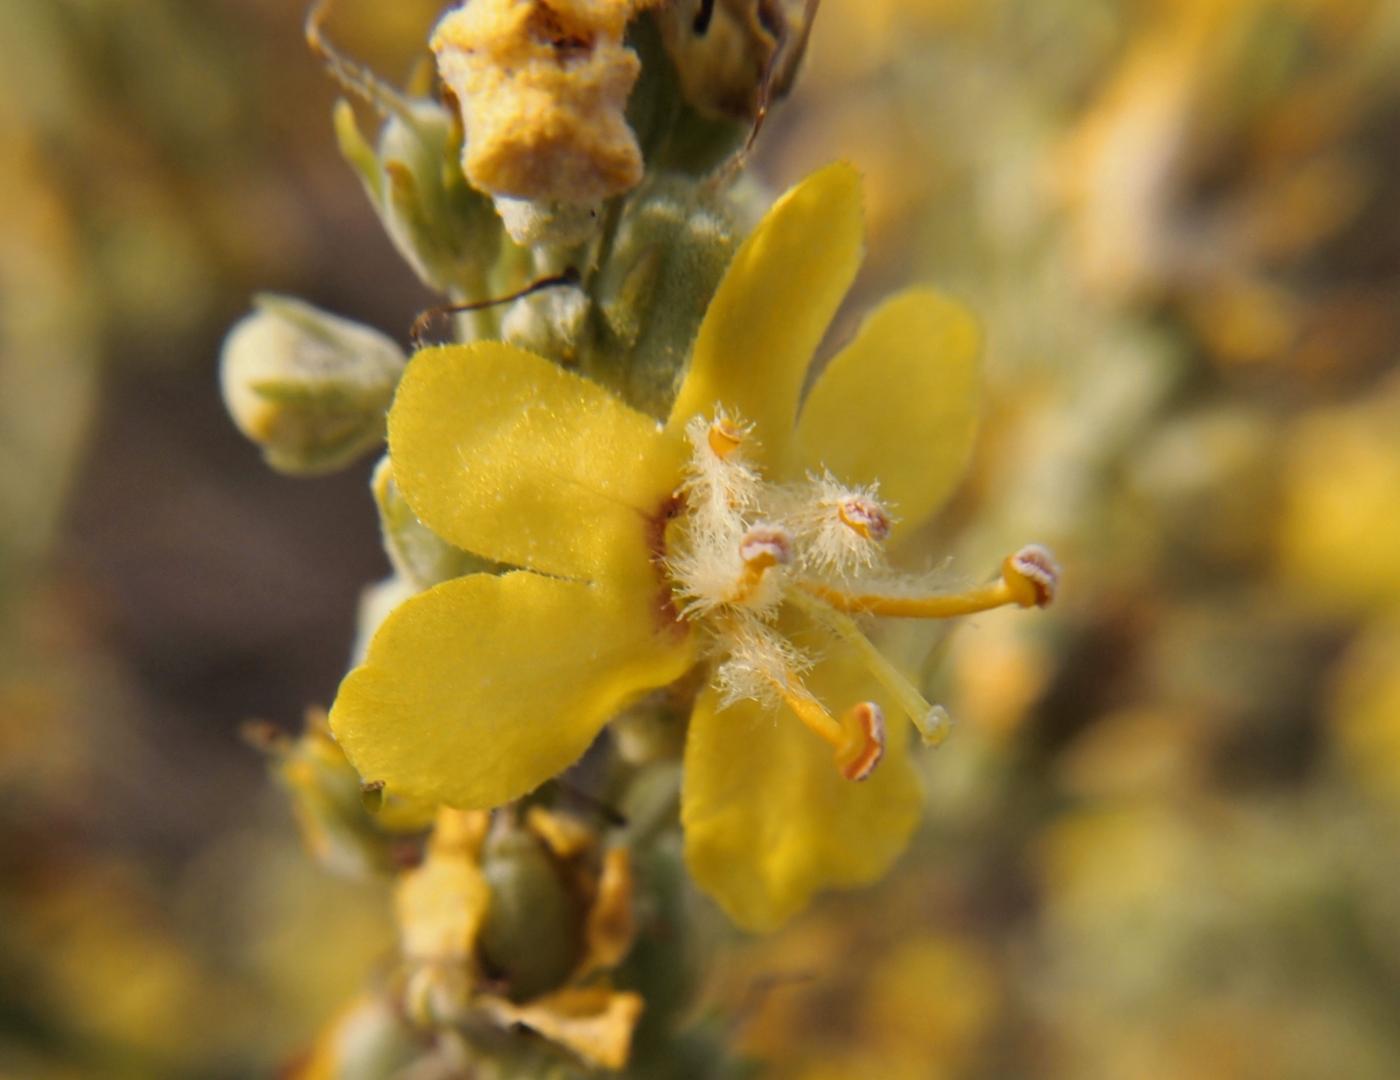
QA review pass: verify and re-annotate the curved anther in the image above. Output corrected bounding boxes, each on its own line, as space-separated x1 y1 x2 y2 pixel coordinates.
837 702 885 781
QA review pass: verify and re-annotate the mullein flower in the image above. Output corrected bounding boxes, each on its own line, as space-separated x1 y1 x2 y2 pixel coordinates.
329 164 1058 930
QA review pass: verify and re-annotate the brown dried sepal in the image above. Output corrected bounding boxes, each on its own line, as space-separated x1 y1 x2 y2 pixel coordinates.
656 0 814 121
432 0 659 203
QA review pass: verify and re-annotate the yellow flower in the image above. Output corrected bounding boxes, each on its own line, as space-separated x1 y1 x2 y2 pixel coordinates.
330 163 1056 930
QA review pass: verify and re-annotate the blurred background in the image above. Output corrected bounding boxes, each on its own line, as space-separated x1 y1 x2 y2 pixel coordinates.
3 0 1399 1076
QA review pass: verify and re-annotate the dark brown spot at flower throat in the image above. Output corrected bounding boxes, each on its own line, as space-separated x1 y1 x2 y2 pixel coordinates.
646 492 688 634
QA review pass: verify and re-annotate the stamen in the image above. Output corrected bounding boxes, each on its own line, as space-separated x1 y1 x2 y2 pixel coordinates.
754 669 885 782
788 589 953 747
836 496 891 542
783 473 896 577
730 525 792 605
707 415 750 460
837 702 885 781
797 544 1060 619
681 412 761 519
760 672 845 751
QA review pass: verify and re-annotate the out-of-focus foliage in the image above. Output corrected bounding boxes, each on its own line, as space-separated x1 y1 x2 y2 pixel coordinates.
3 0 1399 1075
0 2 436 1075
717 1 1400 1076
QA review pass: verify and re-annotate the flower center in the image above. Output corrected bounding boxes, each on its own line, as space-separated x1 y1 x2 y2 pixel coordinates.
662 412 1059 782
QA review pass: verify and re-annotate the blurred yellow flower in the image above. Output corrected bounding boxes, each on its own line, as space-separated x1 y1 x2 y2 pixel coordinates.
1278 376 1400 611
330 164 1052 929
1330 617 1400 805
729 917 998 1080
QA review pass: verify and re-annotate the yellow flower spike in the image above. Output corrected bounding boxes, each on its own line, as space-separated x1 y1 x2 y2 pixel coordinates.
666 162 864 471
790 287 982 537
331 164 1055 930
331 572 694 809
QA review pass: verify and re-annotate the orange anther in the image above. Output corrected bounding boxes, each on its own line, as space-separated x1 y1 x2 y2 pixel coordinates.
707 417 748 459
837 702 886 781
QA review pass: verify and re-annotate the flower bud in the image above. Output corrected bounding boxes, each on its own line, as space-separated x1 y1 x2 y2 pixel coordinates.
478 819 582 1002
493 196 601 248
371 456 492 591
501 282 593 368
247 710 432 880
350 576 416 666
586 177 739 415
220 295 404 476
334 99 509 298
294 994 427 1080
656 0 814 121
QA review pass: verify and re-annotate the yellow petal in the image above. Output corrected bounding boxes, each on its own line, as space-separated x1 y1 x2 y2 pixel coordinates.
330 571 694 809
667 163 865 471
792 288 982 537
682 647 923 933
390 341 686 583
